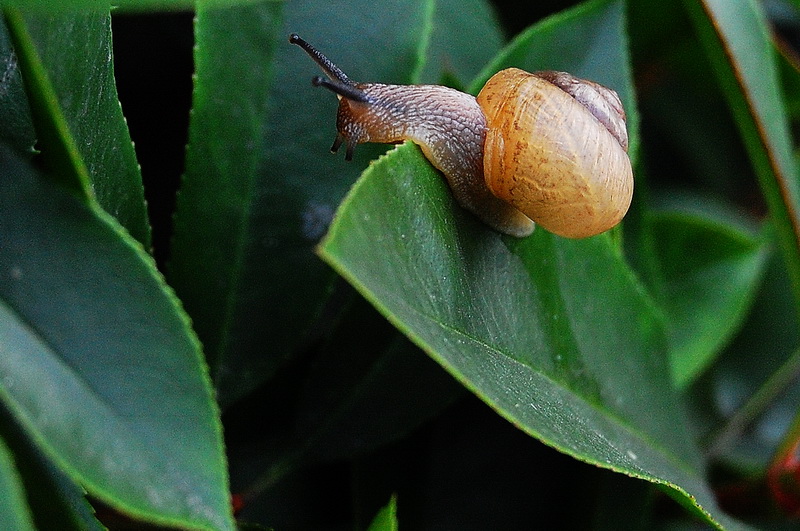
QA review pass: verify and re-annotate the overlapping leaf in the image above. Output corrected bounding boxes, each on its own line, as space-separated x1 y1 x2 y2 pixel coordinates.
320 143 742 529
677 0 800 477
685 0 800 307
646 203 769 387
2 9 149 245
0 148 233 531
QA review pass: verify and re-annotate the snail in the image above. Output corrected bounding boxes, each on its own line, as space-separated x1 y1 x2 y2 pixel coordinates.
289 33 633 238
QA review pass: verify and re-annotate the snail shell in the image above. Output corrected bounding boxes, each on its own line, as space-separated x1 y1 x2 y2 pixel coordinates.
478 68 633 238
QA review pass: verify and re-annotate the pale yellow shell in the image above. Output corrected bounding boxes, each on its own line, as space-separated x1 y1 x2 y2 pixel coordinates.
478 68 634 239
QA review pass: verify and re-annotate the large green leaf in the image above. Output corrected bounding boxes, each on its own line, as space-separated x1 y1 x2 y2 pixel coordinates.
320 142 738 529
3 9 151 246
319 0 743 527
0 148 232 530
169 0 504 406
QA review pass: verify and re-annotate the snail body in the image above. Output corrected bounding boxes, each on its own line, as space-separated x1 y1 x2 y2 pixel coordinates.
289 33 633 238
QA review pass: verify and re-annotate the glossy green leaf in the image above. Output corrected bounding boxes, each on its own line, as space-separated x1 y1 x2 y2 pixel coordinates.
169 0 504 405
646 204 769 388
4 9 150 246
0 435 35 531
684 0 800 310
320 141 740 529
0 148 232 530
366 495 398 531
23 11 150 245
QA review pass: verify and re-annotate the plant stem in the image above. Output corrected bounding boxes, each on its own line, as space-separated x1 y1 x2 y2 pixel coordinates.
706 347 800 459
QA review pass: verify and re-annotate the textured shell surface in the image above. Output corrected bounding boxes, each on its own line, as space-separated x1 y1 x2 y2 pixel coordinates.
477 68 633 238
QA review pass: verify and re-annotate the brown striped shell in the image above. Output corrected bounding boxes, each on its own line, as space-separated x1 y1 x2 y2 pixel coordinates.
477 68 633 238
